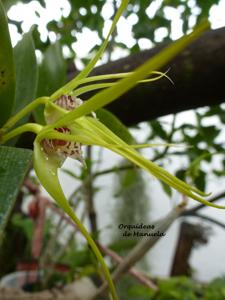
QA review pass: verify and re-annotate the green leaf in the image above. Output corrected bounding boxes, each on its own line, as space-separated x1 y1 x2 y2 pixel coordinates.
96 108 134 144
200 125 220 145
36 42 66 97
194 169 206 191
2 0 18 11
160 180 172 197
0 1 15 127
187 151 212 178
205 277 225 300
0 146 32 244
13 32 38 115
34 42 66 124
150 120 168 140
12 213 34 241
176 169 186 181
158 276 199 300
128 284 155 298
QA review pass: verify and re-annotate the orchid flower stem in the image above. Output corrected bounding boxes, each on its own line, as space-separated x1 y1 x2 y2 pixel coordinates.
62 205 118 300
33 135 118 299
1 97 49 133
0 123 43 143
50 0 129 101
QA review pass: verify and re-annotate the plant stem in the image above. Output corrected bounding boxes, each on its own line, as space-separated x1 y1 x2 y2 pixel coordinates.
98 244 158 290
190 213 225 229
0 97 48 133
46 199 157 291
151 114 177 161
0 123 43 143
107 0 117 62
182 190 225 215
63 205 118 300
93 164 134 178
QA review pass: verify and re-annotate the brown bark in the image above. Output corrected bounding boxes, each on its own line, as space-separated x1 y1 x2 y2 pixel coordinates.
71 26 225 126
170 222 208 276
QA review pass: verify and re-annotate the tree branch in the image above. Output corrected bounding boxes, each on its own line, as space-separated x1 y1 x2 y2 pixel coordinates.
190 213 225 229
69 27 225 125
91 203 186 299
182 190 225 216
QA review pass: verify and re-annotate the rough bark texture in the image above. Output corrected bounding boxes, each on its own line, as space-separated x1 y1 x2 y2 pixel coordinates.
72 27 225 126
170 222 208 276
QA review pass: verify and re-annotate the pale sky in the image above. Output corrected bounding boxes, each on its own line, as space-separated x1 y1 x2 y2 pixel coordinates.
7 0 225 67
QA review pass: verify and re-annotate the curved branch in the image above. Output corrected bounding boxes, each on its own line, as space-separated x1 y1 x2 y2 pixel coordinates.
69 27 225 125
183 190 225 215
190 213 225 229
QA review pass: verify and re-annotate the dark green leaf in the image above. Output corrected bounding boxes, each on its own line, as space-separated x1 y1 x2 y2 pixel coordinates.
200 126 220 145
36 42 66 97
218 107 225 123
175 169 186 181
213 169 225 177
2 0 18 11
149 120 168 140
0 146 32 243
128 284 154 298
204 105 222 117
204 277 225 300
196 0 220 18
121 168 137 188
96 108 134 144
33 42 66 123
223 159 225 168
13 31 38 114
193 169 206 191
109 239 137 254
157 276 199 300
12 213 34 241
0 1 15 126
160 180 172 197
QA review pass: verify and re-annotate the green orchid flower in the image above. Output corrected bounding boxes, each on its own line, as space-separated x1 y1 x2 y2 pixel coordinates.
1 1 223 299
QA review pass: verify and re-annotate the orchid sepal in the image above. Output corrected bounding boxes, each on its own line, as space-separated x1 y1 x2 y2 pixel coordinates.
33 138 118 300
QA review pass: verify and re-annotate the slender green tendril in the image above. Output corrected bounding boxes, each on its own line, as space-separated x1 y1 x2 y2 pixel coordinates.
1 97 48 133
0 123 43 143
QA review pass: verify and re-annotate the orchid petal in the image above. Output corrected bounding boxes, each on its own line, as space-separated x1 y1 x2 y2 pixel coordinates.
72 71 171 97
33 138 118 300
39 115 225 209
